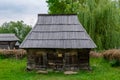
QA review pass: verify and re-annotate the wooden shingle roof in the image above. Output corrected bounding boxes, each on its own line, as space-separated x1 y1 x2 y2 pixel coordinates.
0 34 19 41
20 14 96 49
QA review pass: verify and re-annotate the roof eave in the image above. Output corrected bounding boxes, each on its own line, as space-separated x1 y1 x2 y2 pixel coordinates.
19 47 96 49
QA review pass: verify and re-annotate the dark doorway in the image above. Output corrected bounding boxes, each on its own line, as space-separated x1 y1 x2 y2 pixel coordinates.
47 52 64 70
65 52 78 70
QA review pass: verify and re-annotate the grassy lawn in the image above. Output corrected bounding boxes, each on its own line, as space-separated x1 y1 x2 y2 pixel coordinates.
0 57 120 80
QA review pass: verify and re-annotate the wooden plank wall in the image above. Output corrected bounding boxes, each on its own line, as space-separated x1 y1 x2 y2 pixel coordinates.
26 49 91 71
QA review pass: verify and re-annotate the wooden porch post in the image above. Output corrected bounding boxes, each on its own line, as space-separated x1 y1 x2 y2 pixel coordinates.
64 52 70 71
8 42 11 49
87 49 91 70
43 52 47 70
26 49 35 70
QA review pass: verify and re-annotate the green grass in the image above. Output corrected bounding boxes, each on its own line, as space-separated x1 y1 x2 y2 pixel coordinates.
0 58 120 80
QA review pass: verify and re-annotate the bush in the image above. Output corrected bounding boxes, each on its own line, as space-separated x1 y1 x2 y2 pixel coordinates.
103 49 120 61
0 49 27 59
109 59 120 67
90 51 102 58
102 49 120 67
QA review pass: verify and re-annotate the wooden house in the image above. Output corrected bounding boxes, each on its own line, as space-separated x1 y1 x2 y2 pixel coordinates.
20 14 96 71
0 34 19 49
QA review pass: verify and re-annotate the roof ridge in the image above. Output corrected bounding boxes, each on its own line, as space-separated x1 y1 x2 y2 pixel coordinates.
36 24 80 25
26 39 90 40
0 33 15 34
32 31 84 32
38 14 77 16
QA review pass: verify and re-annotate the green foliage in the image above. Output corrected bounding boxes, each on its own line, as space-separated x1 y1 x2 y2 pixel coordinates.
47 0 67 14
0 54 6 59
47 0 120 50
0 21 32 42
110 59 120 67
0 58 120 80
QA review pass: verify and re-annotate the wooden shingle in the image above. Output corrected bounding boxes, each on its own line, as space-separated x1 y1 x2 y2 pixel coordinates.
20 14 96 49
0 34 19 41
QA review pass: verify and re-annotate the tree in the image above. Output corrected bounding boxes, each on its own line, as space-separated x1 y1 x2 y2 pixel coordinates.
0 21 32 42
47 0 120 50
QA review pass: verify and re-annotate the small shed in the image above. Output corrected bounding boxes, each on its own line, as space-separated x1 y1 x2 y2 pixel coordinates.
20 14 96 71
0 34 19 49
15 41 20 49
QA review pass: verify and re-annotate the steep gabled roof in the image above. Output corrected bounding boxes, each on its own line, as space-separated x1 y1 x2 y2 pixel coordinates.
20 14 96 49
0 34 19 41
15 41 20 46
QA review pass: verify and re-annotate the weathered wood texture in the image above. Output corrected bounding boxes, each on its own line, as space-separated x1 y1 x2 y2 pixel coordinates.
20 14 96 49
0 41 17 49
0 34 19 49
26 49 90 71
0 34 19 41
20 14 96 71
78 49 90 70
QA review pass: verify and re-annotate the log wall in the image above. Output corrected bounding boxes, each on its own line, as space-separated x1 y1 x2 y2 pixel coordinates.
0 41 17 49
26 49 91 71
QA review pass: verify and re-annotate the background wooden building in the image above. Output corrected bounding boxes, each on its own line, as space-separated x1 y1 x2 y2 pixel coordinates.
20 14 96 71
0 34 19 49
15 41 20 49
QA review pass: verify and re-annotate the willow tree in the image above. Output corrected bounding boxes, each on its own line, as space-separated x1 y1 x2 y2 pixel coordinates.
47 0 120 50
